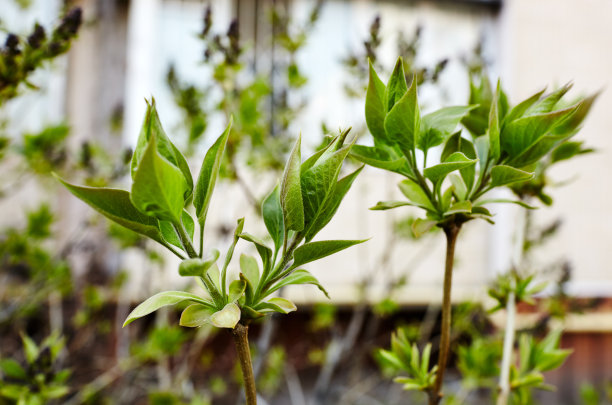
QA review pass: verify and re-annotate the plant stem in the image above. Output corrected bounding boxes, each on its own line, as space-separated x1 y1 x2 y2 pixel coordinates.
232 323 258 405
496 289 516 405
429 223 461 405
173 222 197 258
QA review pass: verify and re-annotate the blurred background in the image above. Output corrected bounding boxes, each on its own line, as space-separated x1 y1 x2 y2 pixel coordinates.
1 0 611 404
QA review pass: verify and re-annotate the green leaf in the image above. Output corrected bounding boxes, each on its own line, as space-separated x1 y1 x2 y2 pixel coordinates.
194 119 231 227
385 57 409 111
488 81 501 160
507 134 562 168
475 198 537 210
462 75 493 137
551 141 592 163
370 201 413 211
441 133 477 191
303 164 363 242
301 144 353 231
123 291 213 327
266 269 329 298
504 87 546 124
398 179 435 212
131 134 188 222
209 303 241 329
417 106 476 152
220 218 245 295
449 174 467 201
0 359 26 379
423 152 477 184
238 232 272 273
159 210 195 250
256 297 297 314
262 183 284 253
131 100 193 201
552 91 599 136
475 136 490 180
350 145 412 176
501 104 579 158
528 83 572 115
178 249 220 277
56 177 167 246
412 218 437 238
444 200 472 216
490 165 534 187
365 60 389 144
292 239 366 269
228 279 247 303
240 254 260 290
179 304 212 327
281 135 304 232
384 72 420 158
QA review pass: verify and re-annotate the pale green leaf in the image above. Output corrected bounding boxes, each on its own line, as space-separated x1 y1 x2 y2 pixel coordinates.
228 279 247 303
209 303 241 329
159 210 195 250
444 200 472 216
240 254 260 290
179 304 212 327
194 119 231 227
238 232 272 273
370 200 413 211
412 218 437 238
256 297 297 314
475 198 537 209
123 291 212 327
398 178 435 211
266 269 329 298
178 249 220 277
423 152 477 184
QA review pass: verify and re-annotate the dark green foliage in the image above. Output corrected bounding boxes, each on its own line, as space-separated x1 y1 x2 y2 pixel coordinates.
0 8 82 104
0 332 70 404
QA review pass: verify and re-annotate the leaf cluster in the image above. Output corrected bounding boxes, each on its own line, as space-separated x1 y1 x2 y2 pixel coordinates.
377 328 437 393
59 101 363 331
456 338 501 389
464 76 597 205
358 57 594 233
0 7 82 104
0 332 70 404
488 272 547 313
510 329 571 404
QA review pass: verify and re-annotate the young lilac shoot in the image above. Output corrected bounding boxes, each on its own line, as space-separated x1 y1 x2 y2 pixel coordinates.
57 101 365 405
358 57 593 405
